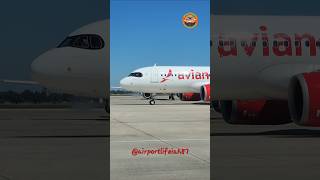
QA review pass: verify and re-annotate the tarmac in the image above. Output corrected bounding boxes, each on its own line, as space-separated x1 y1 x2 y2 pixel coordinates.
211 109 320 180
0 107 108 180
3 95 319 180
110 95 210 180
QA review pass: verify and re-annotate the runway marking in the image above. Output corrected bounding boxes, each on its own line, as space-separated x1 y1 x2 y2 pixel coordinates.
110 138 209 143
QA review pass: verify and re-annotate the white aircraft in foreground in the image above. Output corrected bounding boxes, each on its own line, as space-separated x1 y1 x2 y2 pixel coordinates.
212 15 320 126
120 65 210 105
1 19 110 112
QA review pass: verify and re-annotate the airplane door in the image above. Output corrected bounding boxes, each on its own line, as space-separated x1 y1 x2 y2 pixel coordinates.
151 66 159 83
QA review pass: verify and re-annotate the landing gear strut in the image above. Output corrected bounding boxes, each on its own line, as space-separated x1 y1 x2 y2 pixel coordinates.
169 94 175 100
105 98 110 113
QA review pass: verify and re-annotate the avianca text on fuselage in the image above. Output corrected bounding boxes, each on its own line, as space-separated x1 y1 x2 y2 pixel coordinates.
217 25 320 57
160 69 210 83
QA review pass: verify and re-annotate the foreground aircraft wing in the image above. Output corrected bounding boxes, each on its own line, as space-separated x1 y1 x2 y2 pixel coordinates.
0 80 39 85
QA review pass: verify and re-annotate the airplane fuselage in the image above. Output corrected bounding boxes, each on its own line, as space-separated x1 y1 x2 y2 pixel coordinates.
212 15 320 100
120 66 210 93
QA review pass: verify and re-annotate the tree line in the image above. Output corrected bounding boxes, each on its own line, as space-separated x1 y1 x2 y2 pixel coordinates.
0 90 73 104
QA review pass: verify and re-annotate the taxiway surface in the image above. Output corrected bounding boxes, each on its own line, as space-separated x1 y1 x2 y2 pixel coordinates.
110 95 210 180
0 107 108 180
211 110 320 180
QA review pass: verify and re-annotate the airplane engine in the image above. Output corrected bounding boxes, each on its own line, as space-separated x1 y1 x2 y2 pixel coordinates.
179 93 201 101
200 84 210 102
289 72 320 126
220 100 292 125
142 93 152 99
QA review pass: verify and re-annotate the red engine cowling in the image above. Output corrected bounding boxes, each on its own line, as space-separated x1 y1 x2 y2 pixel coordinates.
289 72 320 126
220 100 292 125
200 84 210 102
179 93 201 101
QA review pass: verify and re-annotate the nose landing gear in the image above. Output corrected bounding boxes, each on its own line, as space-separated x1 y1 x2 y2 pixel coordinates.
149 99 156 105
104 98 110 113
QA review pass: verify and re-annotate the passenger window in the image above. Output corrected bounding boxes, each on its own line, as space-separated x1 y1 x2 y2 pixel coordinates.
241 41 246 47
295 41 301 47
273 41 278 47
263 41 268 47
305 41 310 47
230 41 234 47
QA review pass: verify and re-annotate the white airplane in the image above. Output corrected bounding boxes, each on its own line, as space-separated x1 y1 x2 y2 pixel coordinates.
120 65 210 105
212 15 320 126
32 19 108 98
1 19 110 112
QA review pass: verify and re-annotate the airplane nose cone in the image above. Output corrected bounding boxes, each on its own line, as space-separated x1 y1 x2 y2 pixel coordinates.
120 77 133 90
120 78 128 88
31 49 59 83
31 56 46 82
31 58 42 75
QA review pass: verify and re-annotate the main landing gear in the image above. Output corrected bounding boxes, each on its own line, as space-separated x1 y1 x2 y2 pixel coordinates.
148 94 176 105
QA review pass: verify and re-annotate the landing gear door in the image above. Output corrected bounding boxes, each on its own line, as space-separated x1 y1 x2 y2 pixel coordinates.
151 66 159 83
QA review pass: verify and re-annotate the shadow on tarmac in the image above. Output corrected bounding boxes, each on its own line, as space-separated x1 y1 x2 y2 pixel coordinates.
211 129 320 138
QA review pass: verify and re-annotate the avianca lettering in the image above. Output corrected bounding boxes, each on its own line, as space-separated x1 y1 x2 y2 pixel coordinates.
160 69 210 83
178 69 210 80
218 25 319 57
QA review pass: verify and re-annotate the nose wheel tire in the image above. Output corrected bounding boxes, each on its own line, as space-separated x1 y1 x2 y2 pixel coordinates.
149 99 156 105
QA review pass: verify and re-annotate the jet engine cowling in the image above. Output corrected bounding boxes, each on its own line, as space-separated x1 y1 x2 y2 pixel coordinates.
220 100 292 125
178 93 201 101
142 93 152 99
200 84 210 102
289 72 320 126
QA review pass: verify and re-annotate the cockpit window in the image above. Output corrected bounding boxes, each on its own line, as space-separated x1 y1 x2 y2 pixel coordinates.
128 72 143 77
58 34 105 50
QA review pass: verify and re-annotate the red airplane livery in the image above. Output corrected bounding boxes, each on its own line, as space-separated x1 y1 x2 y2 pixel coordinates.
160 69 210 83
217 25 320 57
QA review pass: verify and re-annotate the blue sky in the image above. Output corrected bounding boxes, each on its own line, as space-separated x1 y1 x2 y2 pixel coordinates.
111 0 210 86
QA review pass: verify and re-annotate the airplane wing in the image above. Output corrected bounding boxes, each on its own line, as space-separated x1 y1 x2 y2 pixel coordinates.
0 80 39 85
